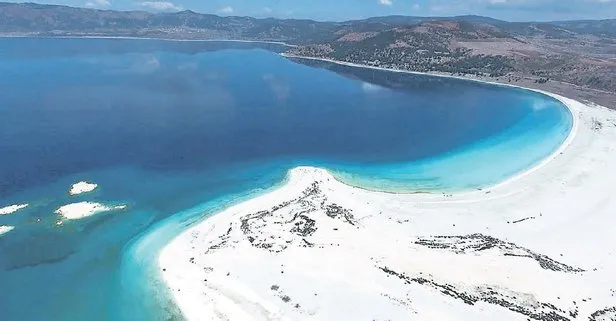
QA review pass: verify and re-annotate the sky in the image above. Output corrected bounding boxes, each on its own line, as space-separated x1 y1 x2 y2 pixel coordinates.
12 0 616 21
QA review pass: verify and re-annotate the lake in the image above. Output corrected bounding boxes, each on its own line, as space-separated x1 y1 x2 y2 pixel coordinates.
0 38 571 321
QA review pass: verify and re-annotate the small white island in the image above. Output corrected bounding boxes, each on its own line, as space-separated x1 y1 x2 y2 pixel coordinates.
69 181 98 196
0 204 29 215
55 201 126 220
0 225 15 236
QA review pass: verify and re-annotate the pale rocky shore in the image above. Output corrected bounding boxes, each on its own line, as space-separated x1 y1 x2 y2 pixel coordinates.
159 94 616 321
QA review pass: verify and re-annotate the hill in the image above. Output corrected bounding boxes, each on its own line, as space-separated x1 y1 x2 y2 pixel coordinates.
1 2 615 92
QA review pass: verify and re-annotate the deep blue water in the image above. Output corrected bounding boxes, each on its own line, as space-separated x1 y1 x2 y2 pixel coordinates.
0 38 571 321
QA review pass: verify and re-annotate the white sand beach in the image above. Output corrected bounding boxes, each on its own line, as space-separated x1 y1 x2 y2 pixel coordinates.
0 204 28 215
69 181 98 195
0 225 15 236
55 201 126 220
159 88 616 320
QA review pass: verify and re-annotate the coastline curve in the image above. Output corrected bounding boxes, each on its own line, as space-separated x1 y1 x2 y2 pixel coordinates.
282 53 578 194
158 57 592 321
159 92 616 321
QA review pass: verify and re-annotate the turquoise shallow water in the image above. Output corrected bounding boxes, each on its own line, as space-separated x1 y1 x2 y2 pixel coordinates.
330 88 573 192
0 38 571 320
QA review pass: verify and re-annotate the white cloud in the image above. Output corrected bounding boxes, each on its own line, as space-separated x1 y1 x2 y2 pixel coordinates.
218 6 234 14
378 0 393 6
85 0 110 8
263 7 273 14
138 1 182 11
411 3 421 10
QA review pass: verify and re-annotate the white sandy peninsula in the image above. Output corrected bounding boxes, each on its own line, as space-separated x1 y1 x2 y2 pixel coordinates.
0 204 28 215
69 181 98 195
55 201 126 220
159 93 616 321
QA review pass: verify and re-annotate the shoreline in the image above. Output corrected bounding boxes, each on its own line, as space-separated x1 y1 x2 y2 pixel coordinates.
0 37 611 321
159 92 616 320
158 57 616 320
281 53 616 108
158 95 616 321
282 53 579 195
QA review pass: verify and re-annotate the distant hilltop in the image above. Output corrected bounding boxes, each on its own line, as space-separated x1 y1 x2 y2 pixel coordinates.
1 2 615 41
1 2 615 93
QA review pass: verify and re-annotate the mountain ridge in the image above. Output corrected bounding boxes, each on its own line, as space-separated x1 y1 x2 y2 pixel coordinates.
1 2 615 94
1 1 615 39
